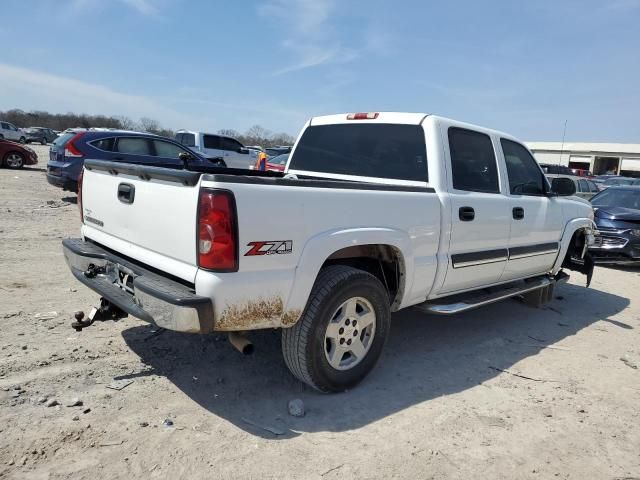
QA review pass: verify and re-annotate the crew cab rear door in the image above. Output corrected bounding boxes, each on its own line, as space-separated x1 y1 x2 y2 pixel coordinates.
440 124 511 294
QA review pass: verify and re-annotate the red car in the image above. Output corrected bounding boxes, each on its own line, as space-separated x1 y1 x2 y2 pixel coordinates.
265 153 289 172
0 139 38 169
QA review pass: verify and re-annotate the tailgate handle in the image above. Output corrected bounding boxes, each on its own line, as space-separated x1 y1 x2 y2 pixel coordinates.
117 183 135 204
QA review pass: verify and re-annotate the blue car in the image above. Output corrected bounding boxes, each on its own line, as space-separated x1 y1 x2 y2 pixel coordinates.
46 130 213 192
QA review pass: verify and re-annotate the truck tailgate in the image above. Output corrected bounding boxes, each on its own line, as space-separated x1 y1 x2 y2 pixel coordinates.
80 161 201 283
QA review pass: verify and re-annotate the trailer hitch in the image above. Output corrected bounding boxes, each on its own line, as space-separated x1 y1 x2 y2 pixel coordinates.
71 298 128 332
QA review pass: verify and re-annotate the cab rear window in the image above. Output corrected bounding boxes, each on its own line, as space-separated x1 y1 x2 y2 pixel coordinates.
289 124 428 182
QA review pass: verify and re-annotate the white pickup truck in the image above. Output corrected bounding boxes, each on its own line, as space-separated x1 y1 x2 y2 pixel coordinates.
63 112 596 392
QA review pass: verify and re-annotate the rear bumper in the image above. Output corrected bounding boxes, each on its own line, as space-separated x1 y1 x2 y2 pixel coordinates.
47 173 77 191
62 238 214 333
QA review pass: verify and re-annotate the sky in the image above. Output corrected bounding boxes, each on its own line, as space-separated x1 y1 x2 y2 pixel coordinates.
1 0 639 142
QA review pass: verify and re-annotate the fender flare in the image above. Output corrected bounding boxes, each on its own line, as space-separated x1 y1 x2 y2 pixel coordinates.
552 217 596 274
283 227 414 320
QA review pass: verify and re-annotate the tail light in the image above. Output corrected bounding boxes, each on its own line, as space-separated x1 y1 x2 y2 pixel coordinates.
347 112 379 120
64 132 86 158
77 167 84 223
197 189 238 271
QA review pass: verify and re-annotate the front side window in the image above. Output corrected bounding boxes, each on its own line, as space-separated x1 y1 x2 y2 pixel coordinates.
203 135 221 149
153 140 187 158
448 127 499 193
578 179 589 192
501 139 545 195
116 137 152 155
289 123 428 182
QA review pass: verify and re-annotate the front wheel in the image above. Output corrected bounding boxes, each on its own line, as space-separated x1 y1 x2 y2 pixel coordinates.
282 265 391 392
4 152 24 169
19 136 26 144
41 138 47 145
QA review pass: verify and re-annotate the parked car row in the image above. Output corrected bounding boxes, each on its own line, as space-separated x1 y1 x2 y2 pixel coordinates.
46 130 217 191
0 121 60 144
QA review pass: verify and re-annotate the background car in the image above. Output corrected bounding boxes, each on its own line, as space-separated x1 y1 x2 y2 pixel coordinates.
47 130 213 192
589 186 640 264
265 146 292 157
175 130 257 168
546 174 599 200
0 121 26 143
263 152 288 172
23 127 58 145
0 139 38 169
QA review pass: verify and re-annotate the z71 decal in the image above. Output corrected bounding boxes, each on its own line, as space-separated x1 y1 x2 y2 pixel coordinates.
245 240 293 256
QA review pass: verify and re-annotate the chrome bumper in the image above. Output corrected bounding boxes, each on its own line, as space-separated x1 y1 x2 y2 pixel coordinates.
62 238 214 333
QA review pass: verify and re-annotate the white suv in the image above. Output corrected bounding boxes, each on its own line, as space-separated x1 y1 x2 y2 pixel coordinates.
175 130 257 169
0 122 26 143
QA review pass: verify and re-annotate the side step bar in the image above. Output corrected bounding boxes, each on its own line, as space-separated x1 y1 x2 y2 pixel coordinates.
415 271 569 315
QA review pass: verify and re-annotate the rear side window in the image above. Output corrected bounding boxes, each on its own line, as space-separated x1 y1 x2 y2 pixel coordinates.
1 122 9 129
220 137 242 152
203 135 221 149
91 137 114 151
289 124 427 182
501 139 545 195
153 140 186 158
116 137 152 155
448 127 499 193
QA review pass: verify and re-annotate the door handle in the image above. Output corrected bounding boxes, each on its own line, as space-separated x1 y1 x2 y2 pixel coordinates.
513 207 524 220
459 206 475 221
117 183 135 204
113 156 125 161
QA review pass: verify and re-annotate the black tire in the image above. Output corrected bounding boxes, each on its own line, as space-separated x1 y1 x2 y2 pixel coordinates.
19 136 26 144
41 137 47 145
4 152 25 169
282 265 391 392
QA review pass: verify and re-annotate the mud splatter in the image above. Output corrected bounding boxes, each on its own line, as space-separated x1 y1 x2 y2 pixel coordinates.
216 297 284 331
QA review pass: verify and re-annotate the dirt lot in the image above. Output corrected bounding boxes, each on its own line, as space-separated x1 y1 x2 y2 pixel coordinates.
1 149 639 479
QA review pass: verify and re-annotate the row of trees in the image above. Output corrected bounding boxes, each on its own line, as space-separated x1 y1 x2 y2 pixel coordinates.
0 108 294 147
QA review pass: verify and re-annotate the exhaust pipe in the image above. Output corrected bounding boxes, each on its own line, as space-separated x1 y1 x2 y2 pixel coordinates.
228 332 254 355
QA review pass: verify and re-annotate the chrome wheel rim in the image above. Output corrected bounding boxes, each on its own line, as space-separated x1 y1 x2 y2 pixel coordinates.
6 153 23 168
324 296 376 371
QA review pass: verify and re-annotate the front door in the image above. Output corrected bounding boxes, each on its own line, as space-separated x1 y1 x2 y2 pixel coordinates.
499 139 563 281
440 126 511 294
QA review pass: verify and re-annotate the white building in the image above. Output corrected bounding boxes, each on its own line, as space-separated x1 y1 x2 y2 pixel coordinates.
526 142 640 177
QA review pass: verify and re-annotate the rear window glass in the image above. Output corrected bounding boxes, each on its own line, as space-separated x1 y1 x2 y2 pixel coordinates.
176 133 196 147
53 132 75 146
289 124 427 182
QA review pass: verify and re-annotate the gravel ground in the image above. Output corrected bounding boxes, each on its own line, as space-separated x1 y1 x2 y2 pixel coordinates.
1 149 639 479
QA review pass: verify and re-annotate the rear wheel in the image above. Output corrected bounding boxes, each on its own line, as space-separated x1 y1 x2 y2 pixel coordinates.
4 152 24 169
282 265 391 392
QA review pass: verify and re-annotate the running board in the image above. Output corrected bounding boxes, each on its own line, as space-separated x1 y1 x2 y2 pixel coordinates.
415 272 569 315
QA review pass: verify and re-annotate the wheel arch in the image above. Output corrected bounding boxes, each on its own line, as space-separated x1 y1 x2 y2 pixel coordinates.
552 218 595 274
283 228 414 324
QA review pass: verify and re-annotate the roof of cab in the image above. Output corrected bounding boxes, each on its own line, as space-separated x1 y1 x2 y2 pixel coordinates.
307 112 520 142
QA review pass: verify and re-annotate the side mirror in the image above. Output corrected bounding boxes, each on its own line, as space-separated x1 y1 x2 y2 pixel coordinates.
238 147 249 154
550 177 576 196
178 152 192 161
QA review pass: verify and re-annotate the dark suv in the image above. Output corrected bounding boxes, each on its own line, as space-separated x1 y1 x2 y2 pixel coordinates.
47 130 210 192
